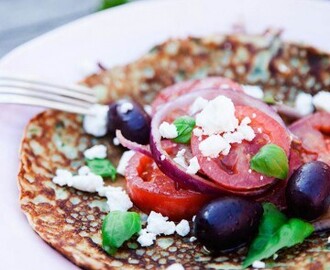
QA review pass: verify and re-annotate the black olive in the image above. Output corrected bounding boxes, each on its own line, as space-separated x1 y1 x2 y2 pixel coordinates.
286 161 330 220
107 99 151 145
193 197 263 251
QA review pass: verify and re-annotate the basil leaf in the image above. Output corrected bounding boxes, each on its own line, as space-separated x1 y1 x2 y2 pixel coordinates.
173 116 196 144
243 203 314 268
102 211 141 255
86 159 117 181
99 0 129 11
250 144 289 179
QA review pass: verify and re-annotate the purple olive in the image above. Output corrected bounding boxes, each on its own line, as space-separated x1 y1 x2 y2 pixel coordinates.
107 99 151 145
286 161 330 220
193 197 263 251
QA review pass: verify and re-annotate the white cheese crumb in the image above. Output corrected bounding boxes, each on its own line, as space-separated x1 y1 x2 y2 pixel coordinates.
294 92 314 116
252 260 265 269
273 253 279 260
78 166 91 176
260 176 264 180
159 122 178 139
166 263 185 270
189 97 209 115
196 95 238 135
193 128 203 137
146 211 176 235
143 105 152 115
97 186 133 212
237 124 255 142
252 113 257 118
192 215 196 222
84 144 107 160
186 156 200 175
189 236 197 242
257 127 263 133
242 85 264 99
160 154 166 161
83 104 109 137
176 219 190 236
117 150 135 176
173 149 188 168
137 229 156 247
53 168 104 193
113 137 120 146
118 102 134 114
199 135 230 158
313 91 330 112
248 169 252 174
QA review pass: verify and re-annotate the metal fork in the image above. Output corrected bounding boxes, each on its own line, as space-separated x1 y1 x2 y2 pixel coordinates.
0 75 98 115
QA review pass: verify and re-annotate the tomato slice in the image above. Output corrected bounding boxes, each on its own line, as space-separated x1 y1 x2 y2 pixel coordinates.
151 77 243 113
191 105 291 192
125 153 213 221
289 112 330 168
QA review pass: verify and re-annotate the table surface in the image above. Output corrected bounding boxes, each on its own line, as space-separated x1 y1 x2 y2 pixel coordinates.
0 0 101 57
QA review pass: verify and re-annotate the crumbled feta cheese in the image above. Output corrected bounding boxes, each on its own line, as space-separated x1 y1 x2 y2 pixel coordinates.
137 229 156 247
273 253 278 260
313 91 330 112
186 157 200 175
117 150 135 176
196 96 238 135
199 135 231 158
119 102 134 114
97 186 133 212
237 124 255 142
193 128 203 137
192 215 196 222
53 168 104 193
295 92 313 116
189 97 209 115
78 166 91 176
84 144 107 159
143 105 152 115
176 219 190 236
113 137 120 146
189 236 197 242
173 149 187 168
52 169 73 186
83 104 109 137
159 122 178 139
146 211 176 235
223 131 244 144
160 154 166 161
166 263 185 270
252 260 265 269
242 85 264 99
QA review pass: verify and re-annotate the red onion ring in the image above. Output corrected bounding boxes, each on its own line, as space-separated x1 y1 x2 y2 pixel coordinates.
116 130 152 158
150 88 290 194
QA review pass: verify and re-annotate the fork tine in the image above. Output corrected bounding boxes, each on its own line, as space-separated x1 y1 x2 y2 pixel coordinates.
0 86 93 107
0 94 93 115
0 75 94 96
0 81 97 103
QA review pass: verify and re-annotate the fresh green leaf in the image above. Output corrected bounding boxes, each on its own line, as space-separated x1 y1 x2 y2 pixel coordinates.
250 144 289 179
99 0 129 11
243 203 314 268
263 93 276 104
86 159 117 181
102 211 141 255
173 116 196 144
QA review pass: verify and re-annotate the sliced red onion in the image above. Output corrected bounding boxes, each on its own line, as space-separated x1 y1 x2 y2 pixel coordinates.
150 88 288 195
272 103 305 120
116 130 152 158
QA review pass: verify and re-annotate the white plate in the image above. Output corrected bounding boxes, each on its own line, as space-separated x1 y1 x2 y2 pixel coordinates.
0 0 329 269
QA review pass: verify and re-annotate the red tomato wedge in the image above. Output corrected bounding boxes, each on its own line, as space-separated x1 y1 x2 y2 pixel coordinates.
152 77 243 113
125 153 213 221
191 106 291 192
289 112 330 168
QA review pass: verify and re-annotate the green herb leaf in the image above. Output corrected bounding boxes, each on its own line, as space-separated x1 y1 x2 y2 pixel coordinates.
173 116 196 144
102 211 141 255
99 0 129 11
243 203 314 268
250 144 289 180
86 159 117 181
